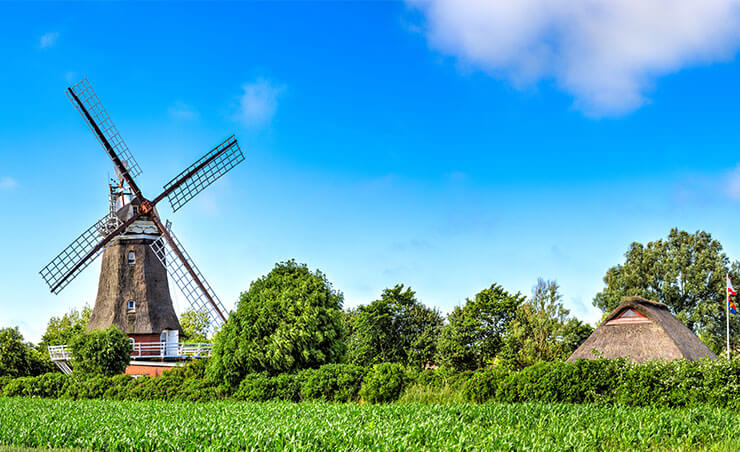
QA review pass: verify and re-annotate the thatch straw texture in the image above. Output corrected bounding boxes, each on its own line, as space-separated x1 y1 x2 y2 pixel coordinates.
87 238 180 335
567 296 717 363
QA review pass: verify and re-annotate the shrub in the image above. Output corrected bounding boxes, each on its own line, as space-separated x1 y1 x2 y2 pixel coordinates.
69 327 132 376
63 375 114 400
301 364 365 402
0 376 12 395
273 373 301 401
234 373 274 401
463 367 510 403
209 260 346 388
360 363 408 403
102 374 135 400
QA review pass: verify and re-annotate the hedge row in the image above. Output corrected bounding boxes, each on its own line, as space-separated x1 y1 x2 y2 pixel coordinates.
4 358 740 407
0 361 412 404
464 358 740 408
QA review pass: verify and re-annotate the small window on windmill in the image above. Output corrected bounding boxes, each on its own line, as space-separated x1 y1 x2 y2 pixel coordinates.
127 300 135 312
133 205 140 215
128 251 136 265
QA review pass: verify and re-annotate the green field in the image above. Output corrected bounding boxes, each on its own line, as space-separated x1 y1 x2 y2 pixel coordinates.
1 398 739 451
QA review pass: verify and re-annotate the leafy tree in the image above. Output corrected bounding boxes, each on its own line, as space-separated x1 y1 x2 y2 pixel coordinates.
436 283 525 371
209 260 345 388
499 279 593 370
346 285 443 369
69 326 132 376
593 228 740 354
0 327 52 377
180 308 211 343
38 305 92 356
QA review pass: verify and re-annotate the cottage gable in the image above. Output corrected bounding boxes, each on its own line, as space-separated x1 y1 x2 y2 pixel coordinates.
568 296 717 363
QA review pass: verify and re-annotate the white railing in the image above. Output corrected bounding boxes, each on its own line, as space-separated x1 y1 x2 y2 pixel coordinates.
48 345 72 362
48 342 213 362
130 342 212 359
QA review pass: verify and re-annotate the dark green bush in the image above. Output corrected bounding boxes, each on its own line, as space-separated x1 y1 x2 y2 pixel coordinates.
63 375 113 399
273 373 302 401
464 367 510 403
4 357 740 408
360 363 408 403
1 373 67 398
301 364 365 402
0 376 12 395
234 373 274 401
69 326 132 377
102 374 135 400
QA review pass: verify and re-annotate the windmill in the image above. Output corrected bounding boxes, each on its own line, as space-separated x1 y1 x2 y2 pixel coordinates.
40 79 244 352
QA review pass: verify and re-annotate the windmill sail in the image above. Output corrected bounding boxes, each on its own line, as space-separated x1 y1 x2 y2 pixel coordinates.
150 222 228 334
67 78 143 180
40 212 122 294
162 136 244 212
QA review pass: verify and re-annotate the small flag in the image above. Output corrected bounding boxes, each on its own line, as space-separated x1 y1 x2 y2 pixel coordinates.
729 275 737 315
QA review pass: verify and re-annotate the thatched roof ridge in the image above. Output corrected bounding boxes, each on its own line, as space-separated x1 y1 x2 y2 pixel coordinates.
567 296 717 363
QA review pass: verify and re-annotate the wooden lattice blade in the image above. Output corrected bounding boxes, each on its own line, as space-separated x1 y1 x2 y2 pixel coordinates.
149 221 228 334
161 136 244 212
68 78 142 180
40 212 122 294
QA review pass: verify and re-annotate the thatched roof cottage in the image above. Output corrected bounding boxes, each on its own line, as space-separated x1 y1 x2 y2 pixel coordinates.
567 296 717 363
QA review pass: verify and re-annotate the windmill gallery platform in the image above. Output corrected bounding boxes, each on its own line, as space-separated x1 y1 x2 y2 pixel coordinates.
39 79 245 376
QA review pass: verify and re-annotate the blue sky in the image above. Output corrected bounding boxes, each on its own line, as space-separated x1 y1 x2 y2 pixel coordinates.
3 2 740 342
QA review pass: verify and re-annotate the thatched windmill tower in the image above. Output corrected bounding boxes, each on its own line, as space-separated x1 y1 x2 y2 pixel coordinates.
88 194 180 344
40 79 245 359
568 296 717 363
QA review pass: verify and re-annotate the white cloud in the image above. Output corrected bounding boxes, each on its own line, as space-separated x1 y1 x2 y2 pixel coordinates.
0 177 18 190
235 78 285 128
726 164 740 199
39 32 59 49
408 0 740 116
168 102 198 120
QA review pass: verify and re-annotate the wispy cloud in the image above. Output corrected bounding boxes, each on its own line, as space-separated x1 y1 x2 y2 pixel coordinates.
0 177 18 190
39 32 59 49
408 0 740 117
234 78 285 128
168 102 198 120
726 164 740 200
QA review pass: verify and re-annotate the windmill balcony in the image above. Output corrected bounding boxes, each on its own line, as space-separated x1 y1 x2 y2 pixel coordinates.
48 342 213 362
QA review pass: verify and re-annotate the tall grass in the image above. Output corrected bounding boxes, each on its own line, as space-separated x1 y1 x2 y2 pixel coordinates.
397 384 465 404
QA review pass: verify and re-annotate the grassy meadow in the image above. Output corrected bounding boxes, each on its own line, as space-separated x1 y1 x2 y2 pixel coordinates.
1 398 739 451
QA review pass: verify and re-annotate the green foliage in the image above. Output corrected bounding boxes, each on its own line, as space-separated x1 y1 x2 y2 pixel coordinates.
436 283 525 371
359 363 408 403
499 279 593 370
272 373 302 401
179 308 211 343
209 260 346 387
397 383 465 404
300 363 365 402
0 327 52 378
38 306 91 356
1 373 68 398
6 357 740 411
234 373 274 401
69 326 132 377
4 399 740 450
459 358 740 408
347 285 443 369
593 228 740 354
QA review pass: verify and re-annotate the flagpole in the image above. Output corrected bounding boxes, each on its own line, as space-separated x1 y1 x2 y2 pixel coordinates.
728 274 731 360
